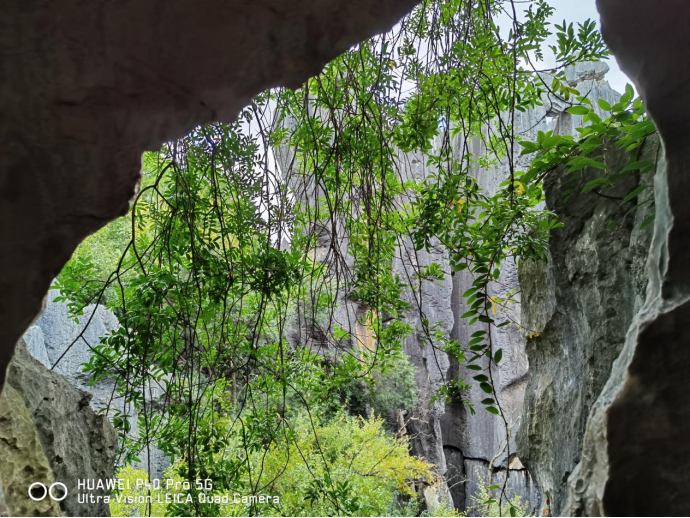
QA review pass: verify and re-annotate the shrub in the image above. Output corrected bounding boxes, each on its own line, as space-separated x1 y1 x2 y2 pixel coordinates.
460 471 531 517
342 353 419 428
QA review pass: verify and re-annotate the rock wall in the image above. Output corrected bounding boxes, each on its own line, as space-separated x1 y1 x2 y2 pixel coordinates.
517 132 657 515
396 153 456 511
435 62 620 515
0 0 420 400
0 338 118 517
396 139 542 513
558 2 690 515
25 290 171 479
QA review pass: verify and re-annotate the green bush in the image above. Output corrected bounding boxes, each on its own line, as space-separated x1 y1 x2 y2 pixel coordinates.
460 471 531 518
342 353 418 428
111 411 436 517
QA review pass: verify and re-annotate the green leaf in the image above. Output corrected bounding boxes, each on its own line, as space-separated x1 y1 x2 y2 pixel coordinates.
473 374 489 382
620 83 635 105
567 105 589 115
621 160 654 174
463 287 477 298
486 406 500 415
567 157 607 173
467 364 483 371
597 98 611 111
480 398 495 405
494 349 503 364
480 382 493 394
622 186 646 204
582 177 609 193
640 214 655 230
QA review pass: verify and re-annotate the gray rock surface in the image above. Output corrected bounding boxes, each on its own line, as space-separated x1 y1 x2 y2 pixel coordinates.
23 325 50 368
517 123 657 513
0 0 420 406
463 459 541 515
24 290 172 480
0 381 62 517
556 2 690 514
35 290 119 390
7 340 118 517
431 62 620 514
395 152 455 507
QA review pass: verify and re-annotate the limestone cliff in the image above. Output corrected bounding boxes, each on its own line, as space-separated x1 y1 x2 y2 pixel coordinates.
436 62 622 514
26 290 172 480
0 339 118 517
517 133 657 515
278 62 626 515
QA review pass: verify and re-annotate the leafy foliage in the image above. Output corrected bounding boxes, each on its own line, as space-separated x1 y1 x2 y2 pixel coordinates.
54 1 659 516
111 413 435 517
459 472 530 517
110 465 184 518
341 353 419 427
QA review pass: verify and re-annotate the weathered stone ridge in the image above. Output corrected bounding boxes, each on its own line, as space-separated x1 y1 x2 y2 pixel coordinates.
436 62 621 515
0 339 118 517
517 133 657 515
557 2 690 515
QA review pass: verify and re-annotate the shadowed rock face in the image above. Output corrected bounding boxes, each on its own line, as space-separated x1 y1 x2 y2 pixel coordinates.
1 340 118 517
559 1 690 515
517 134 656 515
0 0 420 391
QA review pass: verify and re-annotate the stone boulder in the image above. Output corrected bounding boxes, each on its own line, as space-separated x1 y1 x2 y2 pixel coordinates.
1 338 118 516
0 383 62 517
27 290 171 479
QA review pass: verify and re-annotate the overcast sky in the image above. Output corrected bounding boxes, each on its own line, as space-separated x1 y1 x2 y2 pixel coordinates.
540 0 631 93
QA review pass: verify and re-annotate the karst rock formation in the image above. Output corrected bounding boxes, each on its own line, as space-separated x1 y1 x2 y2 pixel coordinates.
0 0 688 516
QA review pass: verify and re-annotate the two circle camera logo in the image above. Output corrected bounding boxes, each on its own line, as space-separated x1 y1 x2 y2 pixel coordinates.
28 482 67 502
